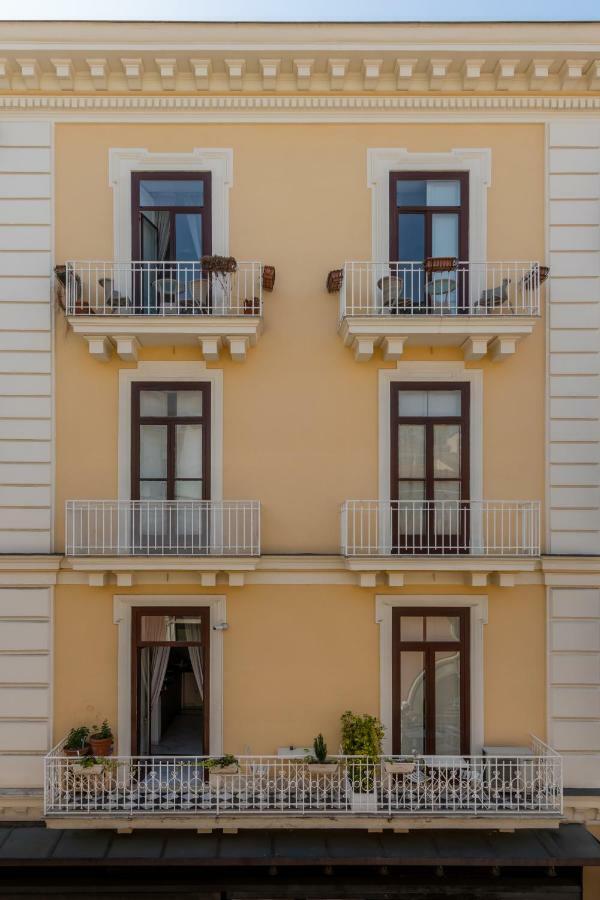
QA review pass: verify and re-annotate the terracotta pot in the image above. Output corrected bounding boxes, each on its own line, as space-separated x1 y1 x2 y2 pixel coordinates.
64 747 88 758
89 736 113 756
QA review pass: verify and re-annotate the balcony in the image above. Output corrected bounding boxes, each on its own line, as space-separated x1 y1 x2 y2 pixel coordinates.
44 739 562 828
341 500 540 558
335 261 545 362
65 500 260 557
60 260 271 362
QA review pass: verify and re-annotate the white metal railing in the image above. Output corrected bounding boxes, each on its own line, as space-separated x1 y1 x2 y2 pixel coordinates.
44 740 562 818
341 500 540 556
340 261 544 319
65 500 260 556
64 261 264 316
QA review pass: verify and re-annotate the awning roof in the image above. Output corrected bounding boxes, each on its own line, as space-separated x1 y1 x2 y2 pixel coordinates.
1 824 600 868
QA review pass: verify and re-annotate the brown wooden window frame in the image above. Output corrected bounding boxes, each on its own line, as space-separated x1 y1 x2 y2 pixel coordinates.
130 605 211 755
389 171 469 264
390 382 470 553
392 606 470 756
131 170 212 263
130 381 211 502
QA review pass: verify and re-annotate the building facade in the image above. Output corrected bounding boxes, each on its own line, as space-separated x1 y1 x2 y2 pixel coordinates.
0 19 599 897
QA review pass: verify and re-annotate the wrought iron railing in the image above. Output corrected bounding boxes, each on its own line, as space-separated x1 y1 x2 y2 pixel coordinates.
63 261 264 316
65 500 260 556
340 261 544 319
341 500 541 556
44 739 562 818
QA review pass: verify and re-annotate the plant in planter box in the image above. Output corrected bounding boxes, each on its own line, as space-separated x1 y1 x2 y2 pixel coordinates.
71 755 104 776
305 733 338 775
202 754 240 774
382 755 416 775
340 710 384 806
89 720 113 757
201 255 237 295
63 726 90 757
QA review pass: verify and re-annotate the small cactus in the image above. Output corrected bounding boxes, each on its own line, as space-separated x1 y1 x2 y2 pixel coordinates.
313 733 328 763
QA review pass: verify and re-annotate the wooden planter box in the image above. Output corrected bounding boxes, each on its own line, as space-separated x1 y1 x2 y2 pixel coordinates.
262 266 276 292
326 269 343 294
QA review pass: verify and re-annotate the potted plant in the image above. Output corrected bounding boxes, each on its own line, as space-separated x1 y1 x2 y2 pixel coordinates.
340 710 384 812
383 755 416 776
63 726 90 758
203 754 240 786
89 720 113 757
305 734 338 775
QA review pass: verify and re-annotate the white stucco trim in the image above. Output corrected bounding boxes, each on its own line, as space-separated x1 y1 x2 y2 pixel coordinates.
113 593 226 756
376 593 488 755
108 147 233 261
378 362 483 504
367 147 492 262
118 361 223 502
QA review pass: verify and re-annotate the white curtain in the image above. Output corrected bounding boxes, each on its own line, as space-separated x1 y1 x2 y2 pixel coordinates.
156 211 171 261
184 623 204 701
139 616 171 752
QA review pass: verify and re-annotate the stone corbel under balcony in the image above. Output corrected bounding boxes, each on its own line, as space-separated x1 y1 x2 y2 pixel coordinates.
344 556 539 588
73 316 263 363
338 317 536 363
65 556 260 588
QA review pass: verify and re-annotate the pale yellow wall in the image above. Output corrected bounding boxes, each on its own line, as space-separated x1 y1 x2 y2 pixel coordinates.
54 122 546 555
54 583 546 752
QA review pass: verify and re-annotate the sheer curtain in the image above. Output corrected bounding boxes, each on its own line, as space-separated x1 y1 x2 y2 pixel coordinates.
140 616 170 753
184 623 204 701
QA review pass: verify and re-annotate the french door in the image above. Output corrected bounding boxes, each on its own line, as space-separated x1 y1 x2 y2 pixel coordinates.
390 383 470 553
392 608 470 755
131 382 211 553
389 171 469 312
131 171 212 313
131 606 210 756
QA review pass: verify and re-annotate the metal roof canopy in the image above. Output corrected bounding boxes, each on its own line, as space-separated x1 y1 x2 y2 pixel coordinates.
0 824 600 868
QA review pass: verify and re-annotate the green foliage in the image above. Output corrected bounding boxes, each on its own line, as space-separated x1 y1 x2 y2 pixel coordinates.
340 711 384 757
91 719 112 740
202 754 238 769
313 733 328 763
64 726 90 751
201 255 237 276
78 755 100 769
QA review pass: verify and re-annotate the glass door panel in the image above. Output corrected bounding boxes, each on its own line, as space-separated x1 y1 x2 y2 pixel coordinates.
434 650 461 755
400 651 425 755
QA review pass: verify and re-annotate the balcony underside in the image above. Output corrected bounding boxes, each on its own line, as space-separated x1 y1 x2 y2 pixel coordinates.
339 316 536 362
68 315 263 362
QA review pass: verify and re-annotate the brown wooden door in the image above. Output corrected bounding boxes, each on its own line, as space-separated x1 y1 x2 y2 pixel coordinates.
392 607 470 755
390 383 470 553
131 606 210 756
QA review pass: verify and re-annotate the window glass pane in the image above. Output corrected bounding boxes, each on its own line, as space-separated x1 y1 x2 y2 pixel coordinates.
396 180 426 206
400 616 423 641
398 425 425 478
140 391 169 417
176 391 203 416
427 390 461 417
397 484 426 539
176 424 202 479
141 614 204 642
434 650 461 754
433 481 462 536
175 213 202 261
140 425 167 478
433 424 461 477
140 480 167 499
397 481 425 501
426 616 461 641
431 213 459 257
175 480 203 500
426 180 461 207
398 391 427 417
400 651 425 755
398 213 425 262
139 179 204 207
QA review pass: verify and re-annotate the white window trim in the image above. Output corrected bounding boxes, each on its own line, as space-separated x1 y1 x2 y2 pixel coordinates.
108 147 233 261
367 147 492 262
118 361 223 502
113 594 226 756
379 361 483 504
376 593 488 755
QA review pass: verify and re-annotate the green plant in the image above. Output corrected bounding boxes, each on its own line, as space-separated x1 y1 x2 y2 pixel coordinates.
78 755 100 769
91 720 112 739
313 733 328 763
202 754 238 770
64 726 90 751
340 711 385 792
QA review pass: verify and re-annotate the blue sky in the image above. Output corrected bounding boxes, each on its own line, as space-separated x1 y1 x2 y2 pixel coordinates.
3 0 600 20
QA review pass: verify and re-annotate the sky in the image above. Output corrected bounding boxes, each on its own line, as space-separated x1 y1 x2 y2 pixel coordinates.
1 0 599 21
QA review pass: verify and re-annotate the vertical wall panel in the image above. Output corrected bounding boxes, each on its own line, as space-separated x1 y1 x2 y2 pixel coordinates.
547 120 600 554
0 121 53 553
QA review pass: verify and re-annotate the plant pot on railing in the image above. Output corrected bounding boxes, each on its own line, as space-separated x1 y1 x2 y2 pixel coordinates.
383 758 416 776
63 725 90 758
203 755 240 787
89 720 114 757
305 733 339 776
243 297 261 315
